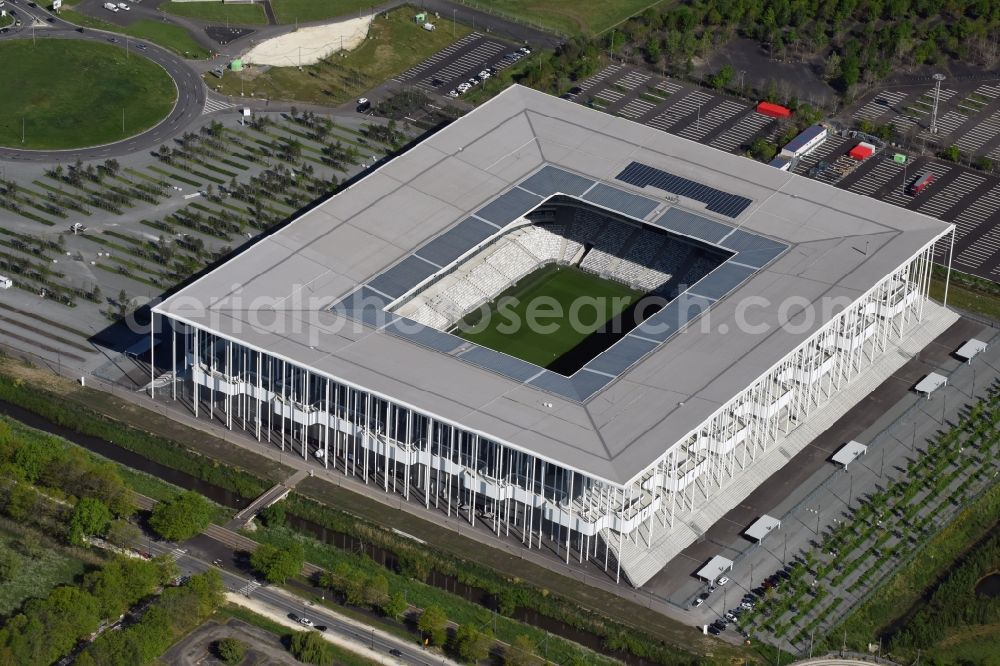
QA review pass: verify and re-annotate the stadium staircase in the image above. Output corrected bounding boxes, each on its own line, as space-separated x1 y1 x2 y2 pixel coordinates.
606 301 959 587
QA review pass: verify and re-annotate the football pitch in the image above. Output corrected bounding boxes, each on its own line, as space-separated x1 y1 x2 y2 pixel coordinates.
453 265 642 370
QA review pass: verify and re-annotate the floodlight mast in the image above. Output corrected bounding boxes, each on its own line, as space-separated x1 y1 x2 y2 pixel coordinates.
930 73 946 134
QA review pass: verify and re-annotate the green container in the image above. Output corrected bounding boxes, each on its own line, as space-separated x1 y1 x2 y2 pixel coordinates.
893 153 907 164
230 59 243 72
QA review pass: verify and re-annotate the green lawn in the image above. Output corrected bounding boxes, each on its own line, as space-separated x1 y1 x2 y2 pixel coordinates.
270 0 375 23
160 1 268 25
455 264 641 368
0 39 177 149
0 523 90 617
456 0 662 35
59 8 212 59
0 14 12 28
207 8 472 104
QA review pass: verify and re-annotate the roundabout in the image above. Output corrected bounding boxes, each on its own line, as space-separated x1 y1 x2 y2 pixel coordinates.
0 29 206 161
0 38 176 150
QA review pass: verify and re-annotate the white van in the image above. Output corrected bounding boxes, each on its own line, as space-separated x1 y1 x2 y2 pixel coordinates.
0 276 12 289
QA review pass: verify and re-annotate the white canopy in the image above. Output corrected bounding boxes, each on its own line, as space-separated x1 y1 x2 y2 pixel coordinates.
915 372 947 397
745 515 781 541
696 555 734 581
833 440 868 467
955 339 988 363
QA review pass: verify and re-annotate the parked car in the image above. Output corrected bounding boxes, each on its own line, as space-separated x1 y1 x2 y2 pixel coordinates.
717 576 729 586
707 625 721 635
447 89 459 98
519 46 532 54
692 592 708 607
356 97 371 112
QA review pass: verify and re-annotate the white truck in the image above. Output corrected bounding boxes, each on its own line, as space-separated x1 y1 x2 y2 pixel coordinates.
103 2 118 11
0 276 12 290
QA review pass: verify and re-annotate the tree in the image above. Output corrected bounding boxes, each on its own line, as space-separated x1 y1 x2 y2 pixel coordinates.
942 144 961 162
364 574 389 609
215 637 246 665
382 591 408 619
749 138 778 162
105 519 142 549
290 630 333 666
69 497 112 544
258 501 285 528
0 545 21 583
250 542 304 583
418 605 448 646
504 635 542 666
452 624 492 663
149 491 212 541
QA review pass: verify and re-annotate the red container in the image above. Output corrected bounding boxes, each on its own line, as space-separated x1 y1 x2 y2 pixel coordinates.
757 101 792 118
848 143 875 160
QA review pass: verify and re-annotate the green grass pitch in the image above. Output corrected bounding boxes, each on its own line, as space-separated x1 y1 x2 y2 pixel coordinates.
453 264 641 369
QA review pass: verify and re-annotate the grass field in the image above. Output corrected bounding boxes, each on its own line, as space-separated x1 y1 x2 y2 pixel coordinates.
161 1 268 25
207 8 472 104
0 14 12 28
0 522 91 616
454 264 641 368
455 0 662 35
60 8 212 58
0 39 176 149
270 0 375 24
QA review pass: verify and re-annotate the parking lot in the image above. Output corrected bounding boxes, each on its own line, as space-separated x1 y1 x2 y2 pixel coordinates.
393 33 526 99
572 64 781 154
571 65 1000 284
849 80 1000 160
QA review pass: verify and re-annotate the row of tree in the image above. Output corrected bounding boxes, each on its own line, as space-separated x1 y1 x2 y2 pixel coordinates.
0 556 176 664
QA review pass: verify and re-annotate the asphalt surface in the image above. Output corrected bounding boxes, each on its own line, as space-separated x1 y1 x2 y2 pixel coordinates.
145 534 437 666
0 6 205 161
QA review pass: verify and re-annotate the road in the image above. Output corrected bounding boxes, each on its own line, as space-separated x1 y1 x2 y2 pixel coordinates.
0 3 205 162
144 535 447 666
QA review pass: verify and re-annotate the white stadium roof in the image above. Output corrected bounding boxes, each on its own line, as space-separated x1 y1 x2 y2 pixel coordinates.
155 85 951 485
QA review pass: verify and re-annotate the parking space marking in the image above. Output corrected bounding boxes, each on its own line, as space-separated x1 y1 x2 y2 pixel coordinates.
952 183 1000 241
709 112 774 152
853 91 907 121
654 80 683 96
882 162 951 207
577 64 623 94
919 109 969 139
394 33 480 82
792 134 848 175
916 172 985 218
954 110 1000 153
646 90 714 132
957 224 1000 269
616 70 651 90
618 97 657 119
846 158 903 197
677 100 747 141
594 86 626 105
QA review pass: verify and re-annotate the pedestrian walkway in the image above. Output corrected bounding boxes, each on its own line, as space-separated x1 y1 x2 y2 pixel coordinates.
226 467 311 530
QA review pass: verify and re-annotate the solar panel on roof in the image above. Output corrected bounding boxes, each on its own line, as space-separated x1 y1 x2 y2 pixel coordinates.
572 370 615 400
617 162 752 218
633 295 714 342
689 263 757 300
586 335 659 376
384 320 465 354
582 183 660 219
651 207 732 243
367 255 439 299
335 287 393 327
720 228 787 254
459 346 541 382
519 165 595 197
474 187 542 225
528 371 581 401
417 217 497 267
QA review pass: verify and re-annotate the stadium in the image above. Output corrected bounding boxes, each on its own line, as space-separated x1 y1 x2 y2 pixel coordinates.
151 86 956 587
